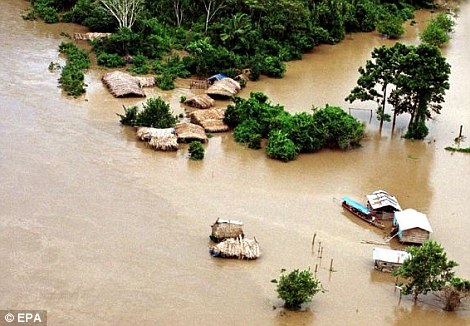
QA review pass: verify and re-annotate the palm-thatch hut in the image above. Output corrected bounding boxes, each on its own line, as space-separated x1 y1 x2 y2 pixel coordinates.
210 218 244 242
102 71 146 98
209 236 260 260
205 78 241 99
175 122 208 143
183 94 215 109
73 32 111 40
136 76 156 88
190 108 229 132
136 127 178 151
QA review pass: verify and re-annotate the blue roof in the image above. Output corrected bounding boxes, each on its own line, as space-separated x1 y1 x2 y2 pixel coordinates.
208 74 227 82
342 197 371 215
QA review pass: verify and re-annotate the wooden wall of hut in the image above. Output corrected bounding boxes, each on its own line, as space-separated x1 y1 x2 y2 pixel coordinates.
400 228 430 244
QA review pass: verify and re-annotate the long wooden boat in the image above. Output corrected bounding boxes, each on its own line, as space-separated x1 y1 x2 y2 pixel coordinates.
341 196 385 229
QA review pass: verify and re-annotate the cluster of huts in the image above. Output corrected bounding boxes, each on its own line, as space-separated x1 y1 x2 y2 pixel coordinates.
358 190 435 272
101 71 246 150
209 218 260 260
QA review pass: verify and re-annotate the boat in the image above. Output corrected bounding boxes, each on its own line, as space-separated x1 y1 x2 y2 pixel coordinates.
341 196 385 229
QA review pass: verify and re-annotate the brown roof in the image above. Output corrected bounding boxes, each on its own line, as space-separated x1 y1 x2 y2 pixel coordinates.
189 108 229 132
205 78 241 99
175 122 208 143
102 71 146 98
184 94 215 109
74 32 111 40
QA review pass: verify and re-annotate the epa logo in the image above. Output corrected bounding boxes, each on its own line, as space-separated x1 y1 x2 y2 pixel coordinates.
2 310 47 325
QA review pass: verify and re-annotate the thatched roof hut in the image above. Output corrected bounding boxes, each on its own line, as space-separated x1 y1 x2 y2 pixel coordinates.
209 236 260 260
136 76 156 88
175 122 208 143
210 218 244 242
74 32 111 40
184 94 215 109
102 71 146 98
205 78 241 99
136 127 178 151
190 108 229 132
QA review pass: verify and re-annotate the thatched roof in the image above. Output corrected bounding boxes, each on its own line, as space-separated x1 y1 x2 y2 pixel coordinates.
184 94 215 109
136 76 155 88
74 32 111 40
175 122 208 143
102 71 146 98
210 218 244 242
136 127 178 151
190 108 229 132
205 78 241 99
209 236 260 260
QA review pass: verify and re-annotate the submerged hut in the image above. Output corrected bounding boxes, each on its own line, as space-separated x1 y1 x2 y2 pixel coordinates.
210 218 244 242
175 122 208 143
73 32 111 40
136 127 178 151
393 209 433 245
205 78 241 99
190 108 229 132
373 247 410 272
367 190 402 220
209 236 260 260
183 94 215 109
102 71 146 98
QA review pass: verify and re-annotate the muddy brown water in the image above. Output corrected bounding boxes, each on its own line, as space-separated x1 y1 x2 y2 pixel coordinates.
0 1 469 325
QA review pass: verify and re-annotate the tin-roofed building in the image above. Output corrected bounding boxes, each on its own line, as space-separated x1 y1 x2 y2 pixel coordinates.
393 209 433 245
367 190 402 220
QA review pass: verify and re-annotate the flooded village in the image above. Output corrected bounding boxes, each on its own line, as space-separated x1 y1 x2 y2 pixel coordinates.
0 0 469 325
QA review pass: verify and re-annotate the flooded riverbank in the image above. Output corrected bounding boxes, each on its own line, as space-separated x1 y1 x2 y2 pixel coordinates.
0 1 469 325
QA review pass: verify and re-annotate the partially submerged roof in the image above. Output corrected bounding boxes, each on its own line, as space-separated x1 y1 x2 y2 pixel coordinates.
190 108 229 132
175 122 208 143
394 209 433 232
74 32 111 41
207 73 227 84
102 71 146 98
184 94 215 109
209 236 260 260
342 196 371 215
136 127 178 151
373 247 410 264
367 190 402 211
212 218 244 226
205 78 241 99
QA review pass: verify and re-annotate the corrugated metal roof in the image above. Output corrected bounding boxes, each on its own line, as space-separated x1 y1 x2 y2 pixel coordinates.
214 218 243 226
366 190 402 211
394 209 433 232
342 197 371 215
372 247 410 263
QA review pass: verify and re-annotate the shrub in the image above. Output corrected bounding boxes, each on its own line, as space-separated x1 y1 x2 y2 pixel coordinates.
377 16 405 39
262 56 286 78
57 42 90 96
266 130 298 162
128 54 150 74
188 141 204 160
272 268 322 310
97 52 126 68
233 119 262 145
118 97 176 128
155 73 176 90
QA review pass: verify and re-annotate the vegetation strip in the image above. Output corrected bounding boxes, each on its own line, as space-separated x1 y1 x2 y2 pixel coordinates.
58 42 90 96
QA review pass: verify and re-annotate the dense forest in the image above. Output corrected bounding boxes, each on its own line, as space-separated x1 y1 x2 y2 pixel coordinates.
25 0 440 81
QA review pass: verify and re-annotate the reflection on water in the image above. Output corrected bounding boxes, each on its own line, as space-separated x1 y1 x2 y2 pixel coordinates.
0 0 469 325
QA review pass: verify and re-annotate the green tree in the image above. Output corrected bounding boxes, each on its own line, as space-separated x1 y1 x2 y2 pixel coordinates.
266 130 298 162
272 268 323 309
99 0 144 30
393 240 458 302
188 141 205 160
118 97 177 128
436 277 470 311
420 12 455 47
346 43 407 129
390 43 450 139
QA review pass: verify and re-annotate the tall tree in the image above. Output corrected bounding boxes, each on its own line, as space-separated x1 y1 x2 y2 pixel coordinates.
345 43 407 129
99 0 144 30
201 0 227 33
393 240 458 302
389 43 450 139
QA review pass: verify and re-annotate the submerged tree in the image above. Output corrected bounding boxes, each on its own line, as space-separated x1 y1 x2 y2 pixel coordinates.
390 43 450 139
272 268 323 310
393 240 458 303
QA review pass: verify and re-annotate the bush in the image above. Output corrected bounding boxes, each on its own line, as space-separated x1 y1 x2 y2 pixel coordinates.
377 16 405 39
97 52 126 68
155 73 176 90
128 54 150 74
58 42 90 96
233 119 262 145
272 268 322 310
118 97 176 128
266 130 298 162
188 141 204 160
262 56 286 78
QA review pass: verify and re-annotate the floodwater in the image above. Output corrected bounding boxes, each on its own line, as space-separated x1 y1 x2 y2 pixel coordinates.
0 1 469 325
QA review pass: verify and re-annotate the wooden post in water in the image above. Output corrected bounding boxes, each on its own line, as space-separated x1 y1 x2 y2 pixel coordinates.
319 247 323 259
314 264 318 277
311 233 317 253
329 259 334 272
459 125 463 138
317 242 322 256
